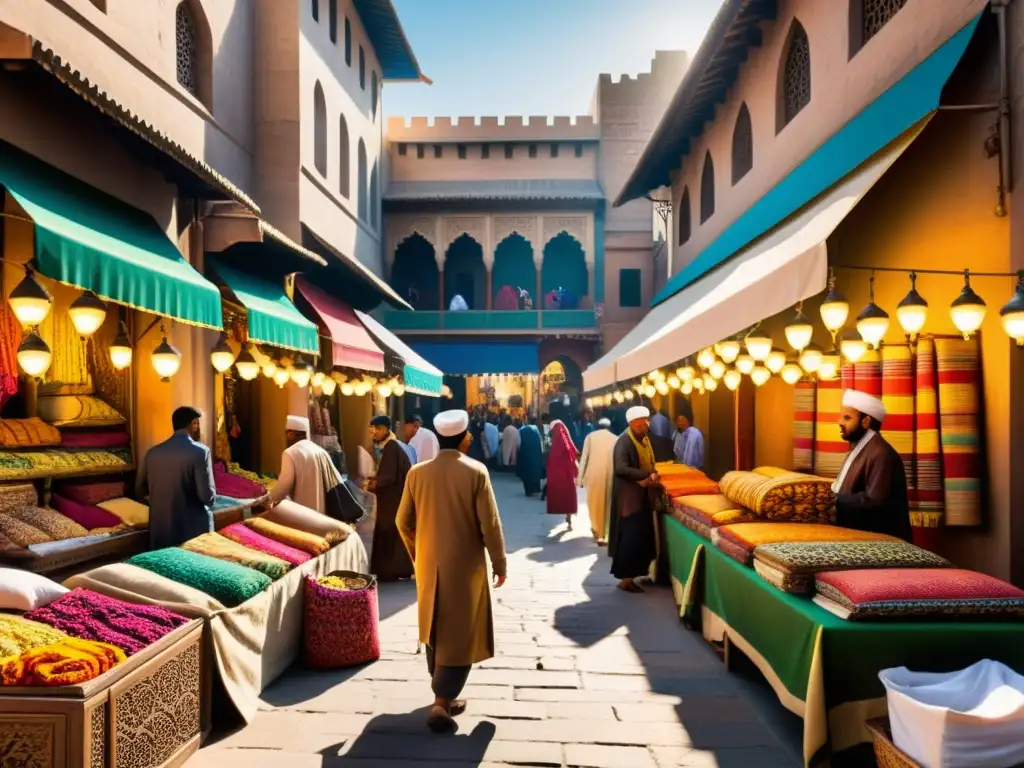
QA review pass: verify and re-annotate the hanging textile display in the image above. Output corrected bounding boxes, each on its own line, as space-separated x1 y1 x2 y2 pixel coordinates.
38 290 90 388
0 302 22 410
934 336 982 526
87 315 130 416
853 348 882 397
812 378 845 478
840 361 855 393
792 380 816 472
881 344 916 507
912 337 943 528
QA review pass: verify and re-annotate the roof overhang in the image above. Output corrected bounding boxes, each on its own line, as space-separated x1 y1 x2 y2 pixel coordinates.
383 179 605 203
352 0 429 82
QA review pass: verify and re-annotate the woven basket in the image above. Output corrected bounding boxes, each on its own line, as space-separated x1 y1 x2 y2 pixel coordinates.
865 717 921 768
304 570 380 668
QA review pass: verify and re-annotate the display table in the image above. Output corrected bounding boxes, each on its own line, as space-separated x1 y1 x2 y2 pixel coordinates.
0 620 203 768
662 516 1024 766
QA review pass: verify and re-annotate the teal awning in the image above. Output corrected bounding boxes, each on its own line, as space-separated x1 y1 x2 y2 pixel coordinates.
208 257 319 354
355 309 443 396
653 14 981 306
0 141 224 329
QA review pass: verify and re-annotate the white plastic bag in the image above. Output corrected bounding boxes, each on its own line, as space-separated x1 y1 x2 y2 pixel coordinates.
879 660 1024 768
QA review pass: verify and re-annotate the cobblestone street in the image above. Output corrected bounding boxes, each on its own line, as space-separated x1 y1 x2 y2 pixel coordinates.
188 472 802 768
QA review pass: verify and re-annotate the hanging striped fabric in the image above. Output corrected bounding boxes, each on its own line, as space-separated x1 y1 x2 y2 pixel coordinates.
912 337 943 528
853 349 882 397
793 380 816 472
840 361 855 394
881 344 916 507
934 336 982 526
813 378 845 478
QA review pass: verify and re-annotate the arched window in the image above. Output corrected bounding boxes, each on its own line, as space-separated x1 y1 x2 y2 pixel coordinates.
338 114 350 198
313 81 327 176
175 2 212 108
369 162 379 229
677 186 691 246
344 18 352 66
779 20 811 131
357 139 368 221
731 103 753 184
700 153 715 224
850 0 908 55
371 72 378 118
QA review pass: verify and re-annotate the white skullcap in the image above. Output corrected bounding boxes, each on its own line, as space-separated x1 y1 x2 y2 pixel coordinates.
625 405 651 424
434 409 470 437
842 389 887 423
598 418 611 427
286 415 310 433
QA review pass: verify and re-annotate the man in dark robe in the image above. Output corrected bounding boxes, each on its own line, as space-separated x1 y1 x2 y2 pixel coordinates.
610 405 661 593
517 418 544 496
834 389 912 542
368 415 413 580
137 406 215 550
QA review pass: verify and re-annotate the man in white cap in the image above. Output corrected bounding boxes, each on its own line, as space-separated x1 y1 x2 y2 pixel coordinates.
396 409 507 733
578 417 617 545
267 414 345 515
609 405 662 593
834 389 912 541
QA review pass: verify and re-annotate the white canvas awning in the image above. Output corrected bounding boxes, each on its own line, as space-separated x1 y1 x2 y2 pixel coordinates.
583 123 926 392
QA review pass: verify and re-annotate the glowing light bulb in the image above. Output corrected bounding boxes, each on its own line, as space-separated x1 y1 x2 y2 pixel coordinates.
703 374 717 392
765 348 786 374
857 276 889 349
744 328 772 361
784 308 814 351
644 384 656 398
735 354 755 375
799 343 823 374
210 333 236 373
290 356 313 388
656 380 669 396
109 323 132 370
781 362 802 385
709 359 726 380
723 369 741 391
696 347 716 370
8 269 52 327
840 330 867 363
718 338 741 364
321 376 337 396
340 382 355 396
950 271 986 340
676 365 695 382
750 366 771 387
820 283 850 334
896 273 928 339
818 351 840 381
311 371 326 389
273 367 291 387
234 347 260 381
681 381 693 396
262 359 278 378
151 336 181 381
68 290 107 337
16 330 51 378
1000 275 1024 346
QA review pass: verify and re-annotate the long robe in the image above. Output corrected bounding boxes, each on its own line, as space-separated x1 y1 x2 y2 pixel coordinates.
579 428 616 541
835 432 912 542
468 420 487 464
518 425 544 496
370 439 413 580
396 450 507 667
136 432 215 551
268 438 341 514
545 421 579 516
610 431 659 579
501 425 520 467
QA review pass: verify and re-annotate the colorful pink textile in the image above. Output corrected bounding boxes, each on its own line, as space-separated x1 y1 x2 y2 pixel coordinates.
60 429 131 449
50 493 122 531
25 588 188 656
57 480 126 506
213 463 266 500
219 522 312 566
545 422 579 516
494 285 518 310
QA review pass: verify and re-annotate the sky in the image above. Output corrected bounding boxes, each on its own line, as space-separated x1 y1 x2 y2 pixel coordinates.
384 0 721 121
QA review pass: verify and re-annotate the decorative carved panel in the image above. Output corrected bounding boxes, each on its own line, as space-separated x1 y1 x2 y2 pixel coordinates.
493 216 538 251
542 216 587 247
442 216 487 252
91 706 106 768
0 719 54 768
388 216 438 266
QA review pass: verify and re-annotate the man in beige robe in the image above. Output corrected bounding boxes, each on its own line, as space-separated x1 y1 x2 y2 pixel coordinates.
267 415 343 514
397 409 507 733
578 417 617 545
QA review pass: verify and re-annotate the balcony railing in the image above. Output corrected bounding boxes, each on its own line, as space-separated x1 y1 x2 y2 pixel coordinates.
377 309 598 332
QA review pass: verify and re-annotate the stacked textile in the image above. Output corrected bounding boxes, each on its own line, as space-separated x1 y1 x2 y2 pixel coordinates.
246 518 330 556
50 493 124 531
5 506 89 540
711 522 899 566
0 483 38 513
752 540 951 594
220 522 312 566
0 418 61 448
934 337 982 526
0 614 67 657
792 381 816 472
813 569 1024 620
655 463 720 498
0 448 132 480
213 462 267 499
127 548 272 607
182 532 291 579
24 589 189 655
812 379 845 477
0 637 126 686
671 494 755 540
0 513 52 547
96 497 149 528
718 468 835 523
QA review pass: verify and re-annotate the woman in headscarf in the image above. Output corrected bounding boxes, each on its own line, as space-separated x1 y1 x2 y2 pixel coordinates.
501 419 520 468
545 420 580 529
517 418 544 496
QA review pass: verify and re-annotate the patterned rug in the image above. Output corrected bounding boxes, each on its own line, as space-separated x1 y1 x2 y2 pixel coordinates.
912 337 943 528
881 344 916 507
793 381 816 472
935 336 982 526
813 379 845 478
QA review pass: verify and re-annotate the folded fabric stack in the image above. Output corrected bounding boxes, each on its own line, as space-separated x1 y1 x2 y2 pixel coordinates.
813 568 1024 621
655 463 721 498
0 418 62 448
711 522 899 566
96 497 149 528
0 448 132 480
0 614 67 657
719 468 835 523
182 532 292 579
246 518 330 556
259 499 352 545
56 480 126 507
213 462 267 500
0 483 38 513
220 522 312 566
24 588 189 656
1 637 126 686
50 493 125 532
5 506 89 540
59 428 131 450
752 541 951 595
672 494 756 539
127 548 272 607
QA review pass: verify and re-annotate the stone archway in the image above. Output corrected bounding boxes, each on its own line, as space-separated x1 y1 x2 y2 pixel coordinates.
541 232 588 308
391 234 438 309
492 234 535 309
444 234 485 310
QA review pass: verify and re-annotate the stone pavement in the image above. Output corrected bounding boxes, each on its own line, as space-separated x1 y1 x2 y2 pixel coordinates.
187 472 802 768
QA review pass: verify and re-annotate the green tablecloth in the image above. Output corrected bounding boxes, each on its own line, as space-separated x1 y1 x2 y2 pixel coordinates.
663 515 1024 765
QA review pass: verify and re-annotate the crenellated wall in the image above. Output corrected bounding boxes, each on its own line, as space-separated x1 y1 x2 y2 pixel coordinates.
386 115 600 143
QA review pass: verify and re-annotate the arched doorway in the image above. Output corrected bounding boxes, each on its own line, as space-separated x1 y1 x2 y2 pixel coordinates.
444 234 485 309
492 234 535 308
390 234 438 309
541 232 588 308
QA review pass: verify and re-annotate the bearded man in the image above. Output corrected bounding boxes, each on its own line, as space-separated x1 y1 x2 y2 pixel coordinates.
834 389 912 542
368 415 413 580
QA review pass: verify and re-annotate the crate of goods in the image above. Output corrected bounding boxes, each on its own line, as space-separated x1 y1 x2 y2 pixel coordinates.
304 571 380 668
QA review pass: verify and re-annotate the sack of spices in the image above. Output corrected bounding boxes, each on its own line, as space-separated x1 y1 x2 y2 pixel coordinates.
304 570 380 669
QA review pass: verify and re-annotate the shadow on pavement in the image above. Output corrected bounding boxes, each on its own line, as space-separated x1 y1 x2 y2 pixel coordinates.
317 717 497 766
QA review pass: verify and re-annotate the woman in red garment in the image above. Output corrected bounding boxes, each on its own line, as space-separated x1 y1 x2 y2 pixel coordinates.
546 420 580 529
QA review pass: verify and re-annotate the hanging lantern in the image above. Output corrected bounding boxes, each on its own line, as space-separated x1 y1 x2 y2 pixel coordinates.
709 359 726 380
394 382 406 396
109 322 133 371
820 273 850 335
68 290 107 338
676 365 695 382
644 384 656 398
273 367 291 387
799 342 823 374
1000 273 1024 346
234 346 260 381
718 338 741 364
696 347 716 369
856 275 889 350
681 380 693 396
735 354 755 375
16 329 51 378
151 336 181 381
311 371 326 389
624 389 634 400
290 355 313 388
839 329 867 363
703 373 718 392
8 268 52 327
649 369 665 381
262 358 278 379
210 333 236 373
744 326 772 361
667 376 681 390
819 349 841 381
376 382 393 398
750 366 771 387
765 348 786 374
723 368 742 391
895 272 928 340
693 376 705 394
784 306 814 351
655 380 669 396
781 361 803 385
950 269 986 340
341 381 355 396
321 375 338 396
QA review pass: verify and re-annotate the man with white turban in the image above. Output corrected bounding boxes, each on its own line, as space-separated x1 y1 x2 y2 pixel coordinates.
834 389 911 541
578 417 617 544
267 414 345 515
